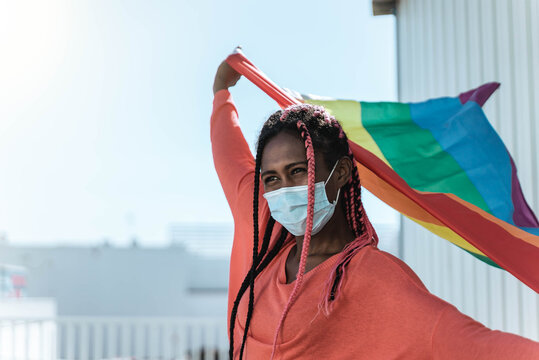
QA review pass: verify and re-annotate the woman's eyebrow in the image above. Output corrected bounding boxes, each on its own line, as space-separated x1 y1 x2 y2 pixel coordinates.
285 161 308 170
261 161 308 177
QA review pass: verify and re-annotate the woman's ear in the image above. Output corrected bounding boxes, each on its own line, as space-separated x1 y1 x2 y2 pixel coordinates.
336 157 353 187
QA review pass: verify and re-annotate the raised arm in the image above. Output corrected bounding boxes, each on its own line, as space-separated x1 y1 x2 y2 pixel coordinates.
211 61 273 313
432 304 539 359
211 61 255 220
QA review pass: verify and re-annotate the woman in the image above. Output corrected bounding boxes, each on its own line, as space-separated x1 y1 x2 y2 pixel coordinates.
211 60 539 359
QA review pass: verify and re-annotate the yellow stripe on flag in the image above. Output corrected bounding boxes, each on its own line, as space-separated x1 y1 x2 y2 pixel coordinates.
307 99 390 166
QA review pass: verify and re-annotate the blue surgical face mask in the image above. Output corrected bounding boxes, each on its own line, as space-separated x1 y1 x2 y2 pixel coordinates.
263 161 341 236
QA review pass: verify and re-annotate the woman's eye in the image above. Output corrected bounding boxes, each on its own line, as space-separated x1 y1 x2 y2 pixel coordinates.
264 176 278 184
291 168 306 175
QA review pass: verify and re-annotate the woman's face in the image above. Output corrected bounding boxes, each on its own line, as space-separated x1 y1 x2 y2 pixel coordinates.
260 131 349 202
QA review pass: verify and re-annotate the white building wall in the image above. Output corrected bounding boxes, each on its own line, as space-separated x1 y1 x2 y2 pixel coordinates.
0 245 229 318
396 0 539 340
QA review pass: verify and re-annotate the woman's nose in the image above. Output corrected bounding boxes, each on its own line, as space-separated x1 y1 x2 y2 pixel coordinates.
280 177 292 188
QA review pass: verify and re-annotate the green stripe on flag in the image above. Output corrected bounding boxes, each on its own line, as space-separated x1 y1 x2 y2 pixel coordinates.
360 101 492 214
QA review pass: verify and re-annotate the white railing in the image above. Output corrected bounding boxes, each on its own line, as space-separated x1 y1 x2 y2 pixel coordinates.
0 316 228 360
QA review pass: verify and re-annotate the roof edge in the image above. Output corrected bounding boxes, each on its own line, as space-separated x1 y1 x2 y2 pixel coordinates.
372 0 396 16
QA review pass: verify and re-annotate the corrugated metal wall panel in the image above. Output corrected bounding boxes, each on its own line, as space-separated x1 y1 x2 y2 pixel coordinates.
396 0 539 340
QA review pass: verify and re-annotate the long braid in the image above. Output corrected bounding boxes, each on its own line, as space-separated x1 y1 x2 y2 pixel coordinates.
255 217 274 264
342 184 353 232
348 155 363 237
229 222 289 359
232 135 269 360
236 137 266 359
270 110 316 359
228 220 270 360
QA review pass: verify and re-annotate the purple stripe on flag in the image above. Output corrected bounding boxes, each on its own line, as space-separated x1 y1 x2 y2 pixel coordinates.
459 82 500 107
510 156 539 227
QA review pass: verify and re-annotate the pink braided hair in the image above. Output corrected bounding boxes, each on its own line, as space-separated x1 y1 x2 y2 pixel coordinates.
270 106 316 359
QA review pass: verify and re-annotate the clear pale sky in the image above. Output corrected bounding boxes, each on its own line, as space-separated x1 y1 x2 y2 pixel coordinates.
0 1 397 247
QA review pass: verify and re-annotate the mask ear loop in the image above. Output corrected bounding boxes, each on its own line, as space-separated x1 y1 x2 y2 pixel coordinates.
324 160 341 205
324 160 340 186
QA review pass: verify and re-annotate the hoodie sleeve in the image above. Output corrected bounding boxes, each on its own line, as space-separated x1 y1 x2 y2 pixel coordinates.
210 89 271 327
431 304 539 359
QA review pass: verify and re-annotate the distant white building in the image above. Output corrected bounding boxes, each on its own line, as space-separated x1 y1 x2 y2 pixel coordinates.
0 243 228 318
0 236 231 358
170 222 234 258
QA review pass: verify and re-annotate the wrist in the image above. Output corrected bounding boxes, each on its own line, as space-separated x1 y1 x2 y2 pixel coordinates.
213 79 228 95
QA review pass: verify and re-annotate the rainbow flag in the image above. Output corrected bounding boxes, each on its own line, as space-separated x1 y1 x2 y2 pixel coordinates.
226 49 539 293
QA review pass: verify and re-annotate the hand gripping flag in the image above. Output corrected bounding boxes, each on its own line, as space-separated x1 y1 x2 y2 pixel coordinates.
226 48 539 293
